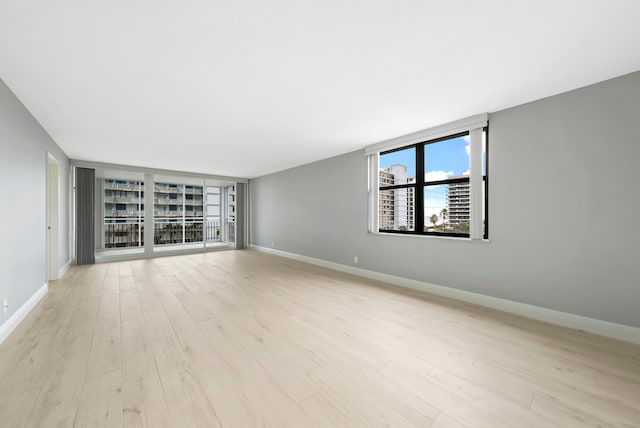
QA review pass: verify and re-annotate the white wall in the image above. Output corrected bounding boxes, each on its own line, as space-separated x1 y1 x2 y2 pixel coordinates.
250 71 640 329
0 79 70 328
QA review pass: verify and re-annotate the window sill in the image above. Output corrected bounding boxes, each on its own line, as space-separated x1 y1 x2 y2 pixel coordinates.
370 231 490 243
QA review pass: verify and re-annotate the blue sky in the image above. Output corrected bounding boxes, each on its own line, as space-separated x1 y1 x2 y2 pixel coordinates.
379 136 470 178
380 136 471 221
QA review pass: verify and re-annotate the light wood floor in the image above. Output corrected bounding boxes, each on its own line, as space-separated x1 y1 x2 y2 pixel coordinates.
0 250 639 427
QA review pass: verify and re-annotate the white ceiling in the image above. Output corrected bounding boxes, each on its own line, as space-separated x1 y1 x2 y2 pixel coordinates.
1 1 639 178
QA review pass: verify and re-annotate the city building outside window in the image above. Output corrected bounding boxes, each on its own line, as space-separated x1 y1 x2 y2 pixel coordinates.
103 179 144 248
367 114 488 239
154 182 204 245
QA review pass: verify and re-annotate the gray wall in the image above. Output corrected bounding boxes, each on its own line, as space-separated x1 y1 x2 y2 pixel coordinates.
250 71 640 328
0 79 70 325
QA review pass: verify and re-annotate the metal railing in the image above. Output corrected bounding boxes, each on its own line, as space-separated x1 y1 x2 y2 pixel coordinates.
104 223 143 248
206 221 222 242
153 220 221 245
104 220 226 249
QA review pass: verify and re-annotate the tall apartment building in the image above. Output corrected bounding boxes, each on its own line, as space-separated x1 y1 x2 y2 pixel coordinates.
379 164 415 230
153 183 204 218
104 179 144 248
447 170 470 228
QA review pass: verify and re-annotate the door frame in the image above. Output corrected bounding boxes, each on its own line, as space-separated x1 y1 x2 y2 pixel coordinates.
47 153 59 281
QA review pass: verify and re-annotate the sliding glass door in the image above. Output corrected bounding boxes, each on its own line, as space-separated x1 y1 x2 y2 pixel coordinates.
90 166 240 261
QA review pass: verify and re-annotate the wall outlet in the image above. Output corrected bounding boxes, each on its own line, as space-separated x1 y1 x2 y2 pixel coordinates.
271 241 274 248
354 256 358 264
2 299 7 316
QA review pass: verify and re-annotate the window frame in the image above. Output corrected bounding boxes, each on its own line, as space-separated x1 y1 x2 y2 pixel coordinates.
374 126 488 240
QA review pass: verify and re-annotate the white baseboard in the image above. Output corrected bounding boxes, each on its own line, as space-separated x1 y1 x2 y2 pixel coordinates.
250 245 640 345
0 282 48 345
58 259 72 279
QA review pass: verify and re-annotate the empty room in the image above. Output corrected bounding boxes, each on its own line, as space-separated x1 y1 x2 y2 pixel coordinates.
1 1 639 427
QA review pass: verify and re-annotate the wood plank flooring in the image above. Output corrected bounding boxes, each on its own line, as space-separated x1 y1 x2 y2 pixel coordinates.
0 249 638 427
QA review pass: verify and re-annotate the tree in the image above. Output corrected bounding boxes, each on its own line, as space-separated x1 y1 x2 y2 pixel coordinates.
453 221 469 232
440 208 448 231
429 214 438 230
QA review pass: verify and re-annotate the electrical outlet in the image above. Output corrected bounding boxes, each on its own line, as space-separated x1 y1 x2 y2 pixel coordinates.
354 256 358 264
271 241 274 248
2 299 7 316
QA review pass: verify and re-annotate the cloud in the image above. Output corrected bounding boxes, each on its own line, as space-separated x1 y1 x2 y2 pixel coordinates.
424 170 453 181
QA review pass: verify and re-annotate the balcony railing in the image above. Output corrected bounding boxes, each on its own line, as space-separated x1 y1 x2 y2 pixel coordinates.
153 220 222 245
104 184 143 191
153 210 183 216
153 186 182 194
184 188 204 195
153 198 203 205
105 197 140 204
154 198 184 204
104 223 143 248
206 221 222 242
106 210 143 217
154 211 204 217
104 219 227 250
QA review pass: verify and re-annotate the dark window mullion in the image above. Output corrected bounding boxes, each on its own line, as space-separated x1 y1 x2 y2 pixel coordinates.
416 144 425 233
423 177 469 187
378 185 413 192
379 183 417 191
484 126 489 239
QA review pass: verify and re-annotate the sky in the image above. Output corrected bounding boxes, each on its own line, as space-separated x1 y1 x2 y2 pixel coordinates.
379 135 472 222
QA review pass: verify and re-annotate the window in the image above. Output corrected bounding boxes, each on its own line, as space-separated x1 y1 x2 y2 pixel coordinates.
153 181 205 246
378 147 416 231
92 168 240 258
102 178 144 249
367 114 488 239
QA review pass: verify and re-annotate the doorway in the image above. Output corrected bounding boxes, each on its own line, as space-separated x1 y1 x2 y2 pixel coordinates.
47 154 59 281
